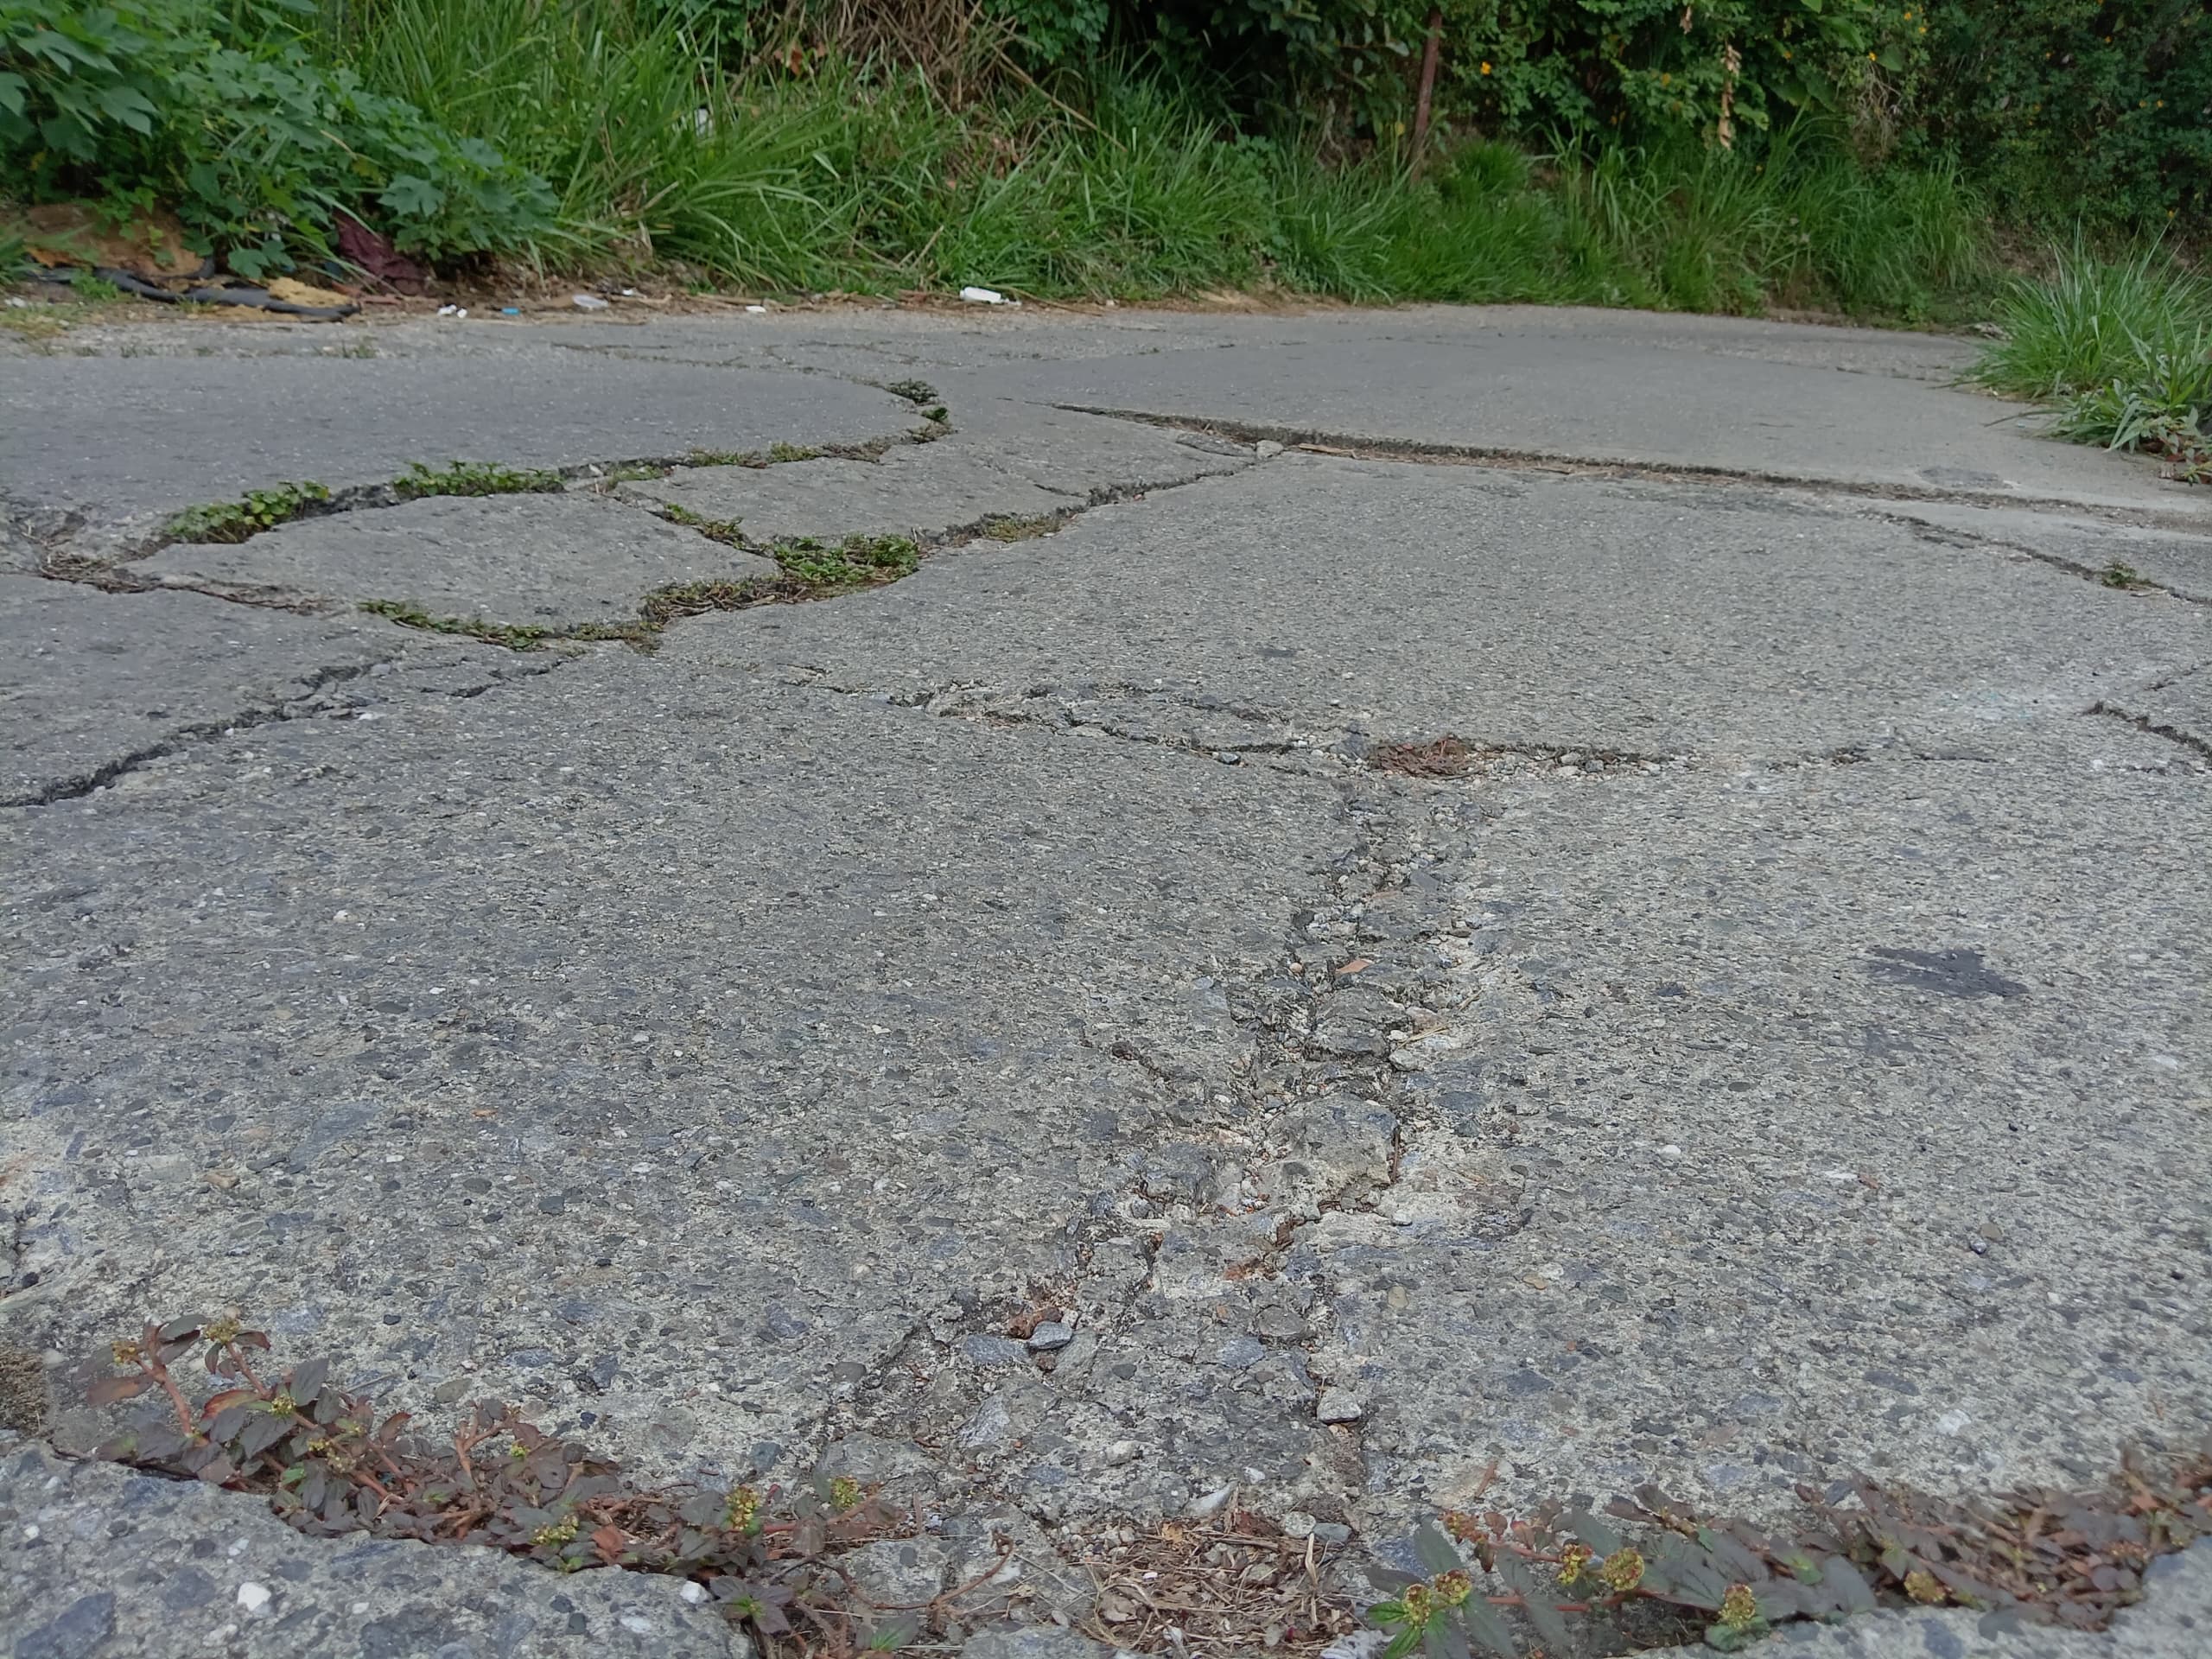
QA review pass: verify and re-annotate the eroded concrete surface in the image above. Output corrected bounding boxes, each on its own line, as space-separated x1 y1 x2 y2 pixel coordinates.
4 305 2210 1657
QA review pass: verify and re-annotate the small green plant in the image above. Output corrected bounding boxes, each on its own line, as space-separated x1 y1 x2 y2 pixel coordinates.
654 501 743 541
768 533 919 588
69 272 123 302
2101 563 2145 589
166 480 332 543
393 460 564 499
883 379 939 406
685 448 765 467
766 442 821 463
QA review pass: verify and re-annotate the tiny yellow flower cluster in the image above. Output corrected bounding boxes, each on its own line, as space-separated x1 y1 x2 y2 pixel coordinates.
1556 1542 1595 1586
1599 1547 1647 1592
724 1484 762 1533
1717 1583 1761 1631
532 1511 582 1548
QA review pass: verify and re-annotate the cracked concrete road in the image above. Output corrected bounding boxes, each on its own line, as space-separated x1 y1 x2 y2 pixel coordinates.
4 305 2211 1659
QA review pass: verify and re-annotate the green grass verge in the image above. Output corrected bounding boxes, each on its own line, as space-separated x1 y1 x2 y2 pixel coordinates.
319 0 1986 321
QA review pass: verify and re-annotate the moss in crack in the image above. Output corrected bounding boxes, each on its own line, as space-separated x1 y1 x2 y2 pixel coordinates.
164 481 332 544
685 447 766 468
394 460 564 500
656 501 747 543
356 599 586 652
766 441 821 464
976 513 1061 543
360 556 876 655
636 575 798 629
882 381 950 423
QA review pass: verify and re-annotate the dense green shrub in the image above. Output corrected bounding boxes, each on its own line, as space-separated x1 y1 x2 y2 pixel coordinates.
989 2 2203 232
996 1 1916 148
0 0 553 270
1908 1 2210 232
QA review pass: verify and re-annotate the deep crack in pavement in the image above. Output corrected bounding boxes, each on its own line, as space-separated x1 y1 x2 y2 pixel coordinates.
3 305 2210 1659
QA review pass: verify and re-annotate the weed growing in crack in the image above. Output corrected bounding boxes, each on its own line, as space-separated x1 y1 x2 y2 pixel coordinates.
685 447 766 467
882 382 950 423
656 502 749 546
595 461 673 485
165 481 332 544
357 599 593 652
1367 1467 2212 1657
89 1317 921 1653
636 576 795 628
766 442 822 463
2102 561 2145 588
394 460 564 499
768 534 918 588
977 514 1061 542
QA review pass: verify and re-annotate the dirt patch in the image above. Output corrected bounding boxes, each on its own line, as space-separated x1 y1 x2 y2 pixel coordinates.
1071 1509 1361 1654
0 1349 48 1435
1368 735 1472 777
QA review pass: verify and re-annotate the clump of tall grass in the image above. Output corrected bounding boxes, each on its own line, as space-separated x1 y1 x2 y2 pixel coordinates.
321 0 1988 318
1974 244 2212 399
1974 243 2212 478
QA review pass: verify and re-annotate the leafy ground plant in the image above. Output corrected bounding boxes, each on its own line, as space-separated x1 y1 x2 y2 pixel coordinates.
164 480 331 543
1367 1466 2212 1656
90 1316 922 1654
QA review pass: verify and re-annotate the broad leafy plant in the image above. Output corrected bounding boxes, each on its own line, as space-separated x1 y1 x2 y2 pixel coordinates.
0 0 553 271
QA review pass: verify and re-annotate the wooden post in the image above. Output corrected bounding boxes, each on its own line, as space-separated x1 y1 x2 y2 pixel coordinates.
1410 6 1445 179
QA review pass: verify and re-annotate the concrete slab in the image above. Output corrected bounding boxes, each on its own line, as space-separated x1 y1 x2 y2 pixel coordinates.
0 349 920 521
992 315 2209 521
2111 661 2212 753
5 655 1343 1492
619 409 1249 545
669 455 2212 764
621 446 1077 544
1856 497 2212 602
0 1436 751 1658
3 306 2209 1659
140 493 780 626
1 576 401 806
